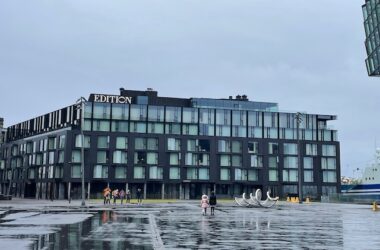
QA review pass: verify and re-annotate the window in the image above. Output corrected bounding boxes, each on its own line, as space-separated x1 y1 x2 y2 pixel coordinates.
58 151 64 164
148 106 164 122
304 157 313 169
148 122 164 134
97 151 108 164
199 140 210 152
111 121 129 132
322 158 336 170
115 166 127 179
283 143 297 155
130 105 147 121
268 156 278 168
93 103 111 119
220 169 230 180
97 136 109 148
168 138 181 151
112 104 129 120
322 145 336 156
134 152 147 164
269 143 279 154
71 150 81 163
93 165 108 178
169 153 180 165
187 140 197 151
218 140 230 153
182 124 198 135
71 165 81 178
147 138 158 150
75 135 91 148
234 168 247 181
113 151 127 164
58 135 66 149
134 166 145 179
55 166 63 178
284 156 298 168
220 155 230 167
147 152 158 164
149 166 163 179
269 170 278 181
304 170 314 182
231 141 242 153
165 124 181 134
48 137 56 150
306 144 317 156
186 168 197 179
250 155 263 168
231 155 242 167
169 167 180 179
198 168 209 180
165 107 181 123
182 108 198 123
323 171 337 183
130 122 146 133
282 169 298 182
92 120 110 132
248 170 258 181
48 151 55 164
135 138 146 150
248 142 258 154
115 137 128 150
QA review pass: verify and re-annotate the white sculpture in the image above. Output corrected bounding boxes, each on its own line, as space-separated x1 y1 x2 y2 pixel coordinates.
234 189 279 208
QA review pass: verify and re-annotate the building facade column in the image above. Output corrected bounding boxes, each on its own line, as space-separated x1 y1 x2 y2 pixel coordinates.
143 182 147 199
87 182 91 200
68 182 71 201
161 183 165 200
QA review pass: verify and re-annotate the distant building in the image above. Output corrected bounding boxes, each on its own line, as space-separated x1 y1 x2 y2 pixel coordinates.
362 0 380 76
0 118 5 146
0 89 340 200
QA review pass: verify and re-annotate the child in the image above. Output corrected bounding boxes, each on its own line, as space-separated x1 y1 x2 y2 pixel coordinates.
209 191 217 215
200 194 209 216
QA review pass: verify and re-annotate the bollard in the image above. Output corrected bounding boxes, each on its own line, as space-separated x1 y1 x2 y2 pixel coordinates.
306 197 311 203
287 196 290 202
372 201 378 211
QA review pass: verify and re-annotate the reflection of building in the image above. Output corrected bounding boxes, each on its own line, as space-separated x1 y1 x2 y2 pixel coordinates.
362 1 380 76
0 89 340 200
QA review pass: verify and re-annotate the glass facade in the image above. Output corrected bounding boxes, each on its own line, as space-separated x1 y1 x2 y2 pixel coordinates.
0 89 340 201
363 0 380 76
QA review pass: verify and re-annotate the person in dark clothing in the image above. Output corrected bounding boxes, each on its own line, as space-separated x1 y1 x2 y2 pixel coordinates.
136 188 142 205
209 191 217 215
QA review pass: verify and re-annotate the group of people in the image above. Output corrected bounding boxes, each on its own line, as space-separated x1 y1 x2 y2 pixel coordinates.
103 187 143 205
200 191 217 216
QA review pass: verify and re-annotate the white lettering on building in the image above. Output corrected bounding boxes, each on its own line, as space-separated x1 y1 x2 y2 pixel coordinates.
93 95 133 104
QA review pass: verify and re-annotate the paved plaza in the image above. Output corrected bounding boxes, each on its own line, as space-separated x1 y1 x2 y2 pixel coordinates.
0 199 379 249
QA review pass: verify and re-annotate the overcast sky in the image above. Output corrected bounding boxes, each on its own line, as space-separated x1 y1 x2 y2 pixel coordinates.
0 0 378 177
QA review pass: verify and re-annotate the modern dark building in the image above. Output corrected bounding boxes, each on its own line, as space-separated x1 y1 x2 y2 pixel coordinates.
0 118 5 146
0 89 340 200
363 0 380 76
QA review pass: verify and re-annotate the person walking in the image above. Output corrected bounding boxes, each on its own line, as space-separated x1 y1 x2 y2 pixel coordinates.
112 189 119 204
119 189 125 204
136 188 142 205
126 189 131 203
209 191 217 215
103 187 111 205
200 194 209 216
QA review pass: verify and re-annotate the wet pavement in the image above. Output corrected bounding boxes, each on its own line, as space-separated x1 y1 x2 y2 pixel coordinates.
0 200 379 249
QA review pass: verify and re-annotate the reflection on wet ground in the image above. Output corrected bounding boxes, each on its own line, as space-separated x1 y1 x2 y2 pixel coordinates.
0 202 380 249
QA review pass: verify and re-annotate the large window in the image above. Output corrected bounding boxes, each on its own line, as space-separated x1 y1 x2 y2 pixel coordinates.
113 151 127 164
218 140 231 153
234 168 247 181
248 142 258 154
115 137 128 150
93 103 111 119
112 104 129 120
130 105 147 121
198 168 209 180
169 167 180 179
186 168 197 179
92 120 110 132
323 171 337 183
169 153 180 165
71 150 81 163
134 166 145 179
322 145 336 156
93 165 108 178
220 169 230 180
148 122 164 134
135 138 158 150
269 143 279 154
268 156 278 168
115 166 127 179
250 155 263 168
130 122 146 133
269 170 278 181
304 157 313 169
149 166 163 179
231 155 242 167
306 144 318 156
97 136 109 148
71 165 81 178
231 141 242 153
148 106 164 122
182 107 198 123
199 109 215 136
111 121 129 132
284 156 298 168
219 155 230 167
168 138 181 151
304 170 314 182
282 169 298 182
75 135 91 148
322 158 336 170
283 143 297 155
232 111 247 137
97 151 108 164
165 107 181 123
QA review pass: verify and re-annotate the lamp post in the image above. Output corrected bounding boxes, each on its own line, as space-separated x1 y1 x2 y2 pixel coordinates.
295 112 304 204
76 97 87 207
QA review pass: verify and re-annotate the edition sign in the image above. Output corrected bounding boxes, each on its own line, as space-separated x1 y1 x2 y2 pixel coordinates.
93 94 132 104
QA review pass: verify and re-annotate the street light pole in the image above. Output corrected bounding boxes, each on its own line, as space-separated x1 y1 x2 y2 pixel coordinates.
76 97 87 207
295 112 303 204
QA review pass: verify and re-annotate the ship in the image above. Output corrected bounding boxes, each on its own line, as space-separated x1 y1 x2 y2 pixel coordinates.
341 149 380 202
